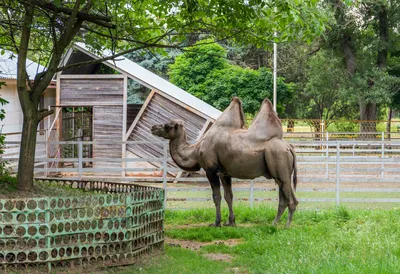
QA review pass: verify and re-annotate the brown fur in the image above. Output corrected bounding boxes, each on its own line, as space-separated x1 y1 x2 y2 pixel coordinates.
151 97 298 228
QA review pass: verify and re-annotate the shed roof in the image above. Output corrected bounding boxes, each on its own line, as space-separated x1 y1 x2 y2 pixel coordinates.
67 43 221 120
0 49 47 80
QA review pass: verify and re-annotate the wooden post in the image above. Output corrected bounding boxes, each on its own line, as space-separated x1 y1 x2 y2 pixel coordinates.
78 141 83 180
162 141 168 208
122 75 128 177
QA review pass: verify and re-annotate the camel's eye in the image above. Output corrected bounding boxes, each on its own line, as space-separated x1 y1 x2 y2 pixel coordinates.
164 124 170 130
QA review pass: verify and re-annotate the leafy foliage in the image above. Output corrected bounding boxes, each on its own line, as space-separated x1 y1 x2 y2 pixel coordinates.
169 40 294 116
347 69 400 108
125 49 181 104
0 82 9 175
169 40 228 95
302 50 355 121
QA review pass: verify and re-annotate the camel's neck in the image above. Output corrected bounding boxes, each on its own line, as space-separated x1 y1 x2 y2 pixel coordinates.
169 130 200 172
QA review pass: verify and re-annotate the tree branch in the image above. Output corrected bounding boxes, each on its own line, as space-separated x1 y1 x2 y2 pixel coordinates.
31 0 88 103
17 0 34 112
37 109 54 121
32 0 115 29
308 47 321 56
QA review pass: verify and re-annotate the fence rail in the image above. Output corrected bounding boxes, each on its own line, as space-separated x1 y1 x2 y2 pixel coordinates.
2 138 400 208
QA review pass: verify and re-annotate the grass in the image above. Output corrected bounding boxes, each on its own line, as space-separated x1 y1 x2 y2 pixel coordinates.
0 173 18 194
167 200 400 211
168 190 400 199
112 205 400 274
0 176 88 198
109 245 230 274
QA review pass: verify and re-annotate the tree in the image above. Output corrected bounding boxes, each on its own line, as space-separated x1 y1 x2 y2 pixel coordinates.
169 40 229 98
303 50 354 122
0 0 328 191
169 40 294 116
327 0 400 132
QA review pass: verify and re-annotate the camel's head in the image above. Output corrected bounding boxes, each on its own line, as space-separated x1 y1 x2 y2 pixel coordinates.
151 119 184 139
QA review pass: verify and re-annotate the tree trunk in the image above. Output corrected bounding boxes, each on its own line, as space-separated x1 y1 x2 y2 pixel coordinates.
287 120 294 133
342 35 356 76
377 5 388 70
360 102 377 139
387 108 393 140
16 112 39 191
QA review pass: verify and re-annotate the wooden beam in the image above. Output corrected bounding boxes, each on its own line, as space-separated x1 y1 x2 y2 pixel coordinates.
73 44 131 77
59 74 125 79
56 72 62 157
125 89 155 140
60 48 74 69
122 75 128 177
196 119 212 141
56 72 61 109
59 103 123 107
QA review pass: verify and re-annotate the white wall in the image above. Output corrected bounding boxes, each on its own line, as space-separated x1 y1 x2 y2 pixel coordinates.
1 82 21 135
0 81 56 141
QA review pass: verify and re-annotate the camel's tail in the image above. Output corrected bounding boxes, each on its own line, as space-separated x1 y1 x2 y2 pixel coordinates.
290 144 298 191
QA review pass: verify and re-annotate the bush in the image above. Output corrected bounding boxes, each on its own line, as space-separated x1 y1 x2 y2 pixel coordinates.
0 174 17 192
327 121 359 132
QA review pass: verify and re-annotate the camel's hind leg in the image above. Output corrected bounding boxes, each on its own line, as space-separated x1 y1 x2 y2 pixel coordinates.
272 185 288 226
264 141 298 227
220 175 236 226
206 171 222 227
281 177 298 228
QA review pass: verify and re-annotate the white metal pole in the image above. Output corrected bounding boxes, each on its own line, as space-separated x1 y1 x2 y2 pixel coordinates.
336 142 340 206
381 132 385 179
326 132 329 179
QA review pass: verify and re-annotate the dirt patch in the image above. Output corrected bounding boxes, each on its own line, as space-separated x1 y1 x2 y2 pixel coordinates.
165 223 254 230
203 253 233 262
165 237 243 251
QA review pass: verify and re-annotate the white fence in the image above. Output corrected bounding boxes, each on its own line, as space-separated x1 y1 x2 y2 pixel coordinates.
3 137 400 208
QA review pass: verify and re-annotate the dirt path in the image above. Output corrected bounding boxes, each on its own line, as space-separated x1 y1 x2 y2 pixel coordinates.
165 237 243 251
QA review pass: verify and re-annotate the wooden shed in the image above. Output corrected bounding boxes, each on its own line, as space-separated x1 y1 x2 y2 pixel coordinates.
57 43 221 177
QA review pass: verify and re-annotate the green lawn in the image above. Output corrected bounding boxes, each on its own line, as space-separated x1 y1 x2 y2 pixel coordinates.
110 205 400 274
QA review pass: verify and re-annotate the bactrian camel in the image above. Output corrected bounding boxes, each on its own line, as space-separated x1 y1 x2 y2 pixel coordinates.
151 97 298 227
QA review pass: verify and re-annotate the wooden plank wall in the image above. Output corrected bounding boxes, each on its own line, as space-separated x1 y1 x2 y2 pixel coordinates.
60 78 123 106
60 77 124 172
126 104 142 130
126 93 207 168
93 106 123 169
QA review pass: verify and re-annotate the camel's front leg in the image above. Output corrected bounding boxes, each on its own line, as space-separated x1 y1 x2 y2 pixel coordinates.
220 175 236 226
206 171 222 227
